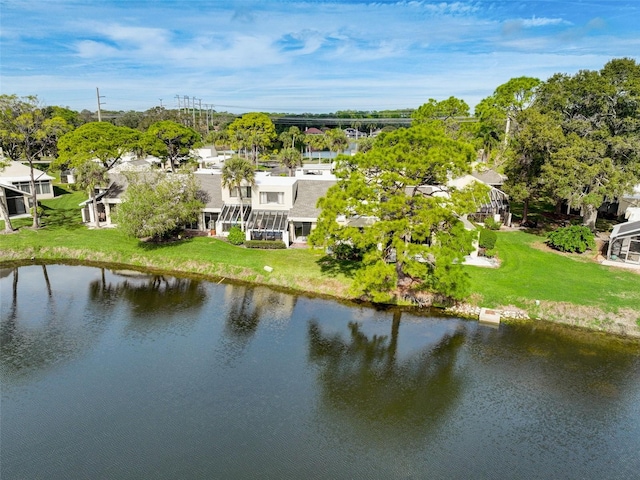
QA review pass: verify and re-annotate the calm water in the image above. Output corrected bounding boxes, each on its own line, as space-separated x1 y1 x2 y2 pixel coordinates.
1 265 639 480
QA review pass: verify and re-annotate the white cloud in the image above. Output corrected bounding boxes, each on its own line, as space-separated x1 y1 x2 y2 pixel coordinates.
521 17 569 28
75 40 121 58
1 0 638 113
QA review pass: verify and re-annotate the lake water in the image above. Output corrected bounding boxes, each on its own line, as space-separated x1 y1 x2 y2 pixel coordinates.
1 265 639 479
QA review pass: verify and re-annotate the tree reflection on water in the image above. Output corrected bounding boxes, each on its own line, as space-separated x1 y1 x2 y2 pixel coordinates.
1 267 108 379
307 311 467 441
90 270 208 318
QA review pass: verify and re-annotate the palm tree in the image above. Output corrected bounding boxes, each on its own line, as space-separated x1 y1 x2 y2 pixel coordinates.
221 156 255 231
278 126 300 150
76 161 110 228
326 128 349 159
279 147 303 176
308 134 328 163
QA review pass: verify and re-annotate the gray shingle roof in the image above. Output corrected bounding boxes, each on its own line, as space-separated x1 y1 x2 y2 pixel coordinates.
195 173 223 209
471 169 506 186
289 180 335 219
104 173 128 200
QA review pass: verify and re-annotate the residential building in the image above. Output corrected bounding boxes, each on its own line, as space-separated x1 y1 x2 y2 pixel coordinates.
0 161 55 219
605 208 640 267
80 169 336 246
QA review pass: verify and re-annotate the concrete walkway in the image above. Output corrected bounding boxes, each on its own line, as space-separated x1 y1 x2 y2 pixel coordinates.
463 255 499 268
600 259 640 271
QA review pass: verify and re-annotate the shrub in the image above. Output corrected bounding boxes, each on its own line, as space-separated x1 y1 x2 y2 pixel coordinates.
484 216 502 230
30 204 45 218
479 228 497 250
483 248 496 259
245 240 287 249
227 226 245 245
547 225 595 253
331 242 364 261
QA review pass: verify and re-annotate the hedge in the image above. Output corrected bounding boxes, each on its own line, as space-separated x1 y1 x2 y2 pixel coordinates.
245 240 287 249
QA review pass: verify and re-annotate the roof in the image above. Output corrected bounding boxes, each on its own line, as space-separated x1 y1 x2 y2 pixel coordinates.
0 181 33 196
304 127 324 135
300 163 332 170
110 158 154 173
103 173 129 200
471 169 506 186
289 180 335 220
195 173 223 209
78 173 127 206
254 175 297 187
0 161 54 182
610 219 640 241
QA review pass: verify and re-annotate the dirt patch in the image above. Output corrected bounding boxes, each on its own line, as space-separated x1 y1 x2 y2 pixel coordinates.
529 240 600 263
530 300 640 338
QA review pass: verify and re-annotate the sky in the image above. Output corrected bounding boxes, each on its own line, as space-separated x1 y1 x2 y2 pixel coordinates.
1 0 638 114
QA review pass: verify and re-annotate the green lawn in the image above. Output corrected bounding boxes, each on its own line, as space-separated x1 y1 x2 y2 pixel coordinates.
3 190 639 319
1 189 356 298
465 230 640 313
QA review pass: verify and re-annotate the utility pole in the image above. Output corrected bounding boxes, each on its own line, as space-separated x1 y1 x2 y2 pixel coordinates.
96 87 105 122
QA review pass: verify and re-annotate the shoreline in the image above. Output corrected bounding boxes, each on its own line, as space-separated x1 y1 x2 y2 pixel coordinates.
2 248 639 341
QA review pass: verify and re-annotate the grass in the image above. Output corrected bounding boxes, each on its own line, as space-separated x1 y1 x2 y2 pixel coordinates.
1 188 355 298
465 230 640 313
3 190 639 336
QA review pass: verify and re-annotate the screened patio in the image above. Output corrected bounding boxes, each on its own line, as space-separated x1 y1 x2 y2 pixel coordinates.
607 220 640 265
468 187 511 225
246 210 289 245
219 204 252 233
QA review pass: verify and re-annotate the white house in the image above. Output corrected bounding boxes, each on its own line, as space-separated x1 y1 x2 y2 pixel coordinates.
216 173 335 247
0 161 55 219
605 207 640 267
79 169 336 246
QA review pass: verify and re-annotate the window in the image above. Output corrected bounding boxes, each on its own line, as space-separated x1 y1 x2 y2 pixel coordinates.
6 195 27 215
14 182 30 193
184 219 199 230
12 181 51 195
251 231 282 241
230 186 251 198
294 222 312 239
260 192 284 205
204 212 219 230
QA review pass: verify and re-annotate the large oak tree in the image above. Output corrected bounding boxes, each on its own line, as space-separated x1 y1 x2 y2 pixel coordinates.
56 121 140 170
227 113 276 164
537 58 640 229
143 120 200 172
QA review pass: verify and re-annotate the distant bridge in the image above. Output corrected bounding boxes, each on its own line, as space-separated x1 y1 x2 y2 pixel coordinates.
271 116 477 129
272 116 412 129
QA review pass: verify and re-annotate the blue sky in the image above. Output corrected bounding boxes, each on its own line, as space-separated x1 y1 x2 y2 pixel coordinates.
1 0 638 114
